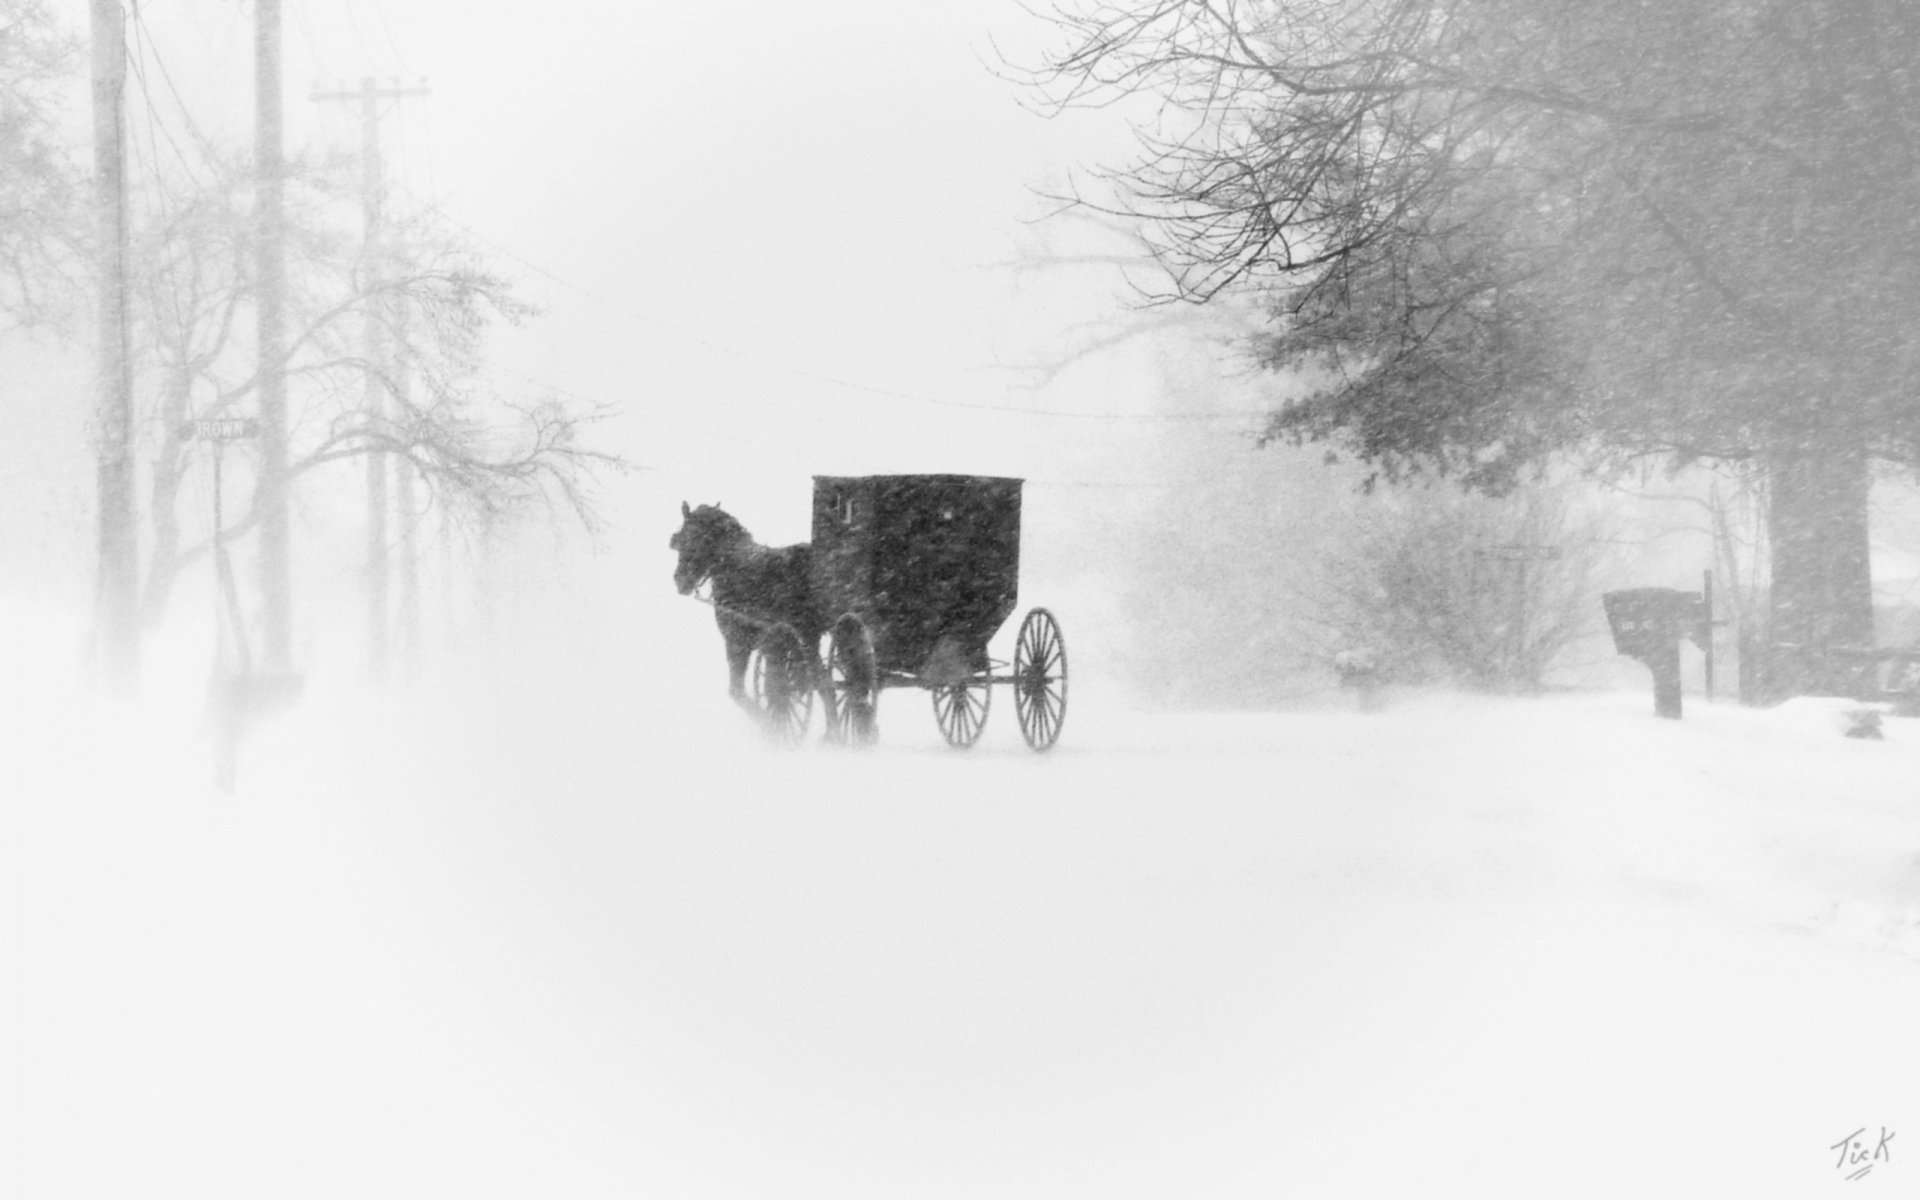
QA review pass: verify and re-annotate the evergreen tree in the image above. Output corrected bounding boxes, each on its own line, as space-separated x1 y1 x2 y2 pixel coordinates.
1030 0 1920 696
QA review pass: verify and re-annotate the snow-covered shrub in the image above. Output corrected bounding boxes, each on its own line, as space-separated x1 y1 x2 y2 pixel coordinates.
1303 482 1614 691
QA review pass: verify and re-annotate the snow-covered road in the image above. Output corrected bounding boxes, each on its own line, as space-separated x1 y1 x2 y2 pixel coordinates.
11 589 1920 1200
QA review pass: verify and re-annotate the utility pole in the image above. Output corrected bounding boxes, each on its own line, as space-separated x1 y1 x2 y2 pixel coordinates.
312 77 429 682
254 0 291 671
90 0 138 691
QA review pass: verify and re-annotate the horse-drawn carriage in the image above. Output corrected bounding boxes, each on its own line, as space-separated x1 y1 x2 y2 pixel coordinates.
670 474 1067 751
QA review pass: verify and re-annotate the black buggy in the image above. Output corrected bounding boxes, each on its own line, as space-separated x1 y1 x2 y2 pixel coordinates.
747 474 1068 751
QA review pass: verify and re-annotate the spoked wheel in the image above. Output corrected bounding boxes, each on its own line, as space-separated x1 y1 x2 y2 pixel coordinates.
1013 607 1067 752
932 674 992 749
748 624 815 743
824 614 879 746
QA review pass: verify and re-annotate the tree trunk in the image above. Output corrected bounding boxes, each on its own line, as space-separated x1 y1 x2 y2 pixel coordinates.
1765 437 1875 700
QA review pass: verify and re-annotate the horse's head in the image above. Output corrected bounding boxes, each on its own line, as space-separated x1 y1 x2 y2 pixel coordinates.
669 501 747 595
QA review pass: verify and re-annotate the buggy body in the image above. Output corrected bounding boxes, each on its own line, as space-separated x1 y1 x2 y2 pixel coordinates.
810 474 1022 682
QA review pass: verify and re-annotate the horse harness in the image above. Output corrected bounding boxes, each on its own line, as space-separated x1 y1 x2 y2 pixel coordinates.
685 580 792 640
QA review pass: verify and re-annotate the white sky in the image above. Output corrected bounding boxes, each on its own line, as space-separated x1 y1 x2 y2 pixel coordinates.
0 1 1177 562
263 0 1164 529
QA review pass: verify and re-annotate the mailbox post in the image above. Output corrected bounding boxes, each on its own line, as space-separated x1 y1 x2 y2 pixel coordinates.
1603 588 1707 719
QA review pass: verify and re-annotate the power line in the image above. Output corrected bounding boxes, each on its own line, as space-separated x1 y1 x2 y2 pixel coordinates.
487 363 1174 491
286 1 331 98
359 0 416 78
402 192 1278 426
339 0 394 79
124 7 218 188
417 97 439 202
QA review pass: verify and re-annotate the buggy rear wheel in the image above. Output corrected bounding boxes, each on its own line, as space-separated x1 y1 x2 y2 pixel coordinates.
1013 608 1067 751
824 614 879 746
932 675 992 749
748 624 814 743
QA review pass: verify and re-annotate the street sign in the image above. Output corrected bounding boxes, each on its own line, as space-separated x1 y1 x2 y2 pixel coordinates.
180 417 259 441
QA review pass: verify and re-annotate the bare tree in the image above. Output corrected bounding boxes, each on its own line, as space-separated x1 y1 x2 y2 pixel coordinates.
0 0 81 326
131 154 623 631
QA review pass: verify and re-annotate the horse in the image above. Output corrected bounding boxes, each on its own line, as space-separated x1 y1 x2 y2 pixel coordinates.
669 501 827 707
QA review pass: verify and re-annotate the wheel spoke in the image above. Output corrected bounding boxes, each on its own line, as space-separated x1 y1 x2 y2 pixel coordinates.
1013 608 1067 752
750 625 814 744
933 676 990 748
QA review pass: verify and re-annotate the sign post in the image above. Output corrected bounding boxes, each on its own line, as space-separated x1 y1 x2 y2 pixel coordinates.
181 417 266 791
181 417 259 677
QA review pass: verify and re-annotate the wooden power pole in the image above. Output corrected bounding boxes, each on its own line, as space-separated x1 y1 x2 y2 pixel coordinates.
254 0 291 672
90 0 138 690
312 77 429 681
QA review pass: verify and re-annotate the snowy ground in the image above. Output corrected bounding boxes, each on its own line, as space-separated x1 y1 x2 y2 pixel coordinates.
8 581 1920 1200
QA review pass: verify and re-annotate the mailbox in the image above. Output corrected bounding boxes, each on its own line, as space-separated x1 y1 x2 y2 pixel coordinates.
1604 588 1704 660
1602 588 1702 719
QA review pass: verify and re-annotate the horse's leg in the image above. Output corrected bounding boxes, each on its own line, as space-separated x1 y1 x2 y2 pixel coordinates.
720 615 752 705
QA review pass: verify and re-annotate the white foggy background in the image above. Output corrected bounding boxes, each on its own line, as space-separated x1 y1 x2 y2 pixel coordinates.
6 3 1920 1199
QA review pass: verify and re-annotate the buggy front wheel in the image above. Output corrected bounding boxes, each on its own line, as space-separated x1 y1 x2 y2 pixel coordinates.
1013 608 1067 751
748 624 815 743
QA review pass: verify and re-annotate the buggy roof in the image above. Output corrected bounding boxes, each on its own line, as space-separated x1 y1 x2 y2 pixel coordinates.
812 473 1023 486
